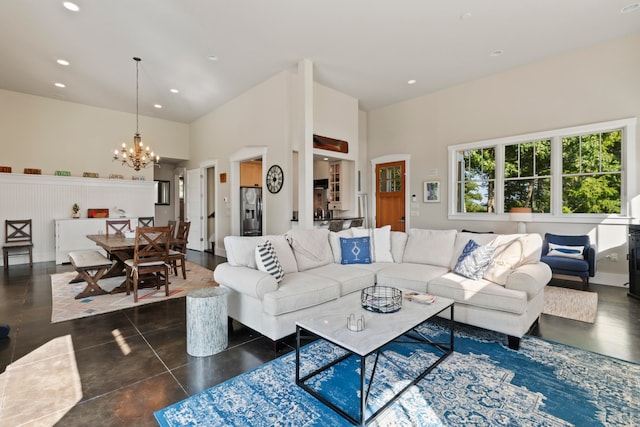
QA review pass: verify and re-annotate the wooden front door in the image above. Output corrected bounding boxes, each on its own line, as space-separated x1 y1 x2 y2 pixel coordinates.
375 161 405 231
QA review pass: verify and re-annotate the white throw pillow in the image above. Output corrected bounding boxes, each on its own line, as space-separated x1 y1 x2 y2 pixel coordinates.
350 225 394 263
548 243 584 259
373 225 394 263
483 235 525 285
390 231 408 263
329 229 353 263
255 240 285 283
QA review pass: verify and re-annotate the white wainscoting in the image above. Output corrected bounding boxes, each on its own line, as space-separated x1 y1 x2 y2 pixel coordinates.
0 173 154 266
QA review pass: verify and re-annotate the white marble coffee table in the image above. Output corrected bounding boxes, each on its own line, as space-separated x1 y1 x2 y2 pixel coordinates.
295 288 454 425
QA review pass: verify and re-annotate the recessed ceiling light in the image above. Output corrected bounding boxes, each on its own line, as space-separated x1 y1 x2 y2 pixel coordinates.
154 104 162 109
460 12 472 20
170 88 179 94
208 55 218 61
54 82 66 88
323 158 329 161
56 59 70 66
62 2 79 12
407 79 417 85
621 2 640 13
490 49 504 57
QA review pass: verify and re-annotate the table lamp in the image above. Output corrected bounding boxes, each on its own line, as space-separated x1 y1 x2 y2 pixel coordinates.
510 207 532 233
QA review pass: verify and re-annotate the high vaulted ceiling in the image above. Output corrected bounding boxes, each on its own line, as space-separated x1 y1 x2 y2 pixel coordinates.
1 1 639 124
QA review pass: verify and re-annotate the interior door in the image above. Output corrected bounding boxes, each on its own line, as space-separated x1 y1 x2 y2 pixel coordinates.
376 161 405 231
186 168 203 251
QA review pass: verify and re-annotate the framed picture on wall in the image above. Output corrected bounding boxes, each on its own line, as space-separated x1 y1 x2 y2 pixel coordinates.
423 181 440 203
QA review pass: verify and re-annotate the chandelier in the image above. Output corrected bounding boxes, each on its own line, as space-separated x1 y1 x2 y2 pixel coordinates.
113 57 159 171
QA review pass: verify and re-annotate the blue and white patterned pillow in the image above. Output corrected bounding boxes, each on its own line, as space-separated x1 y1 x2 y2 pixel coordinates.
340 237 372 264
454 239 496 280
255 240 285 283
547 243 584 259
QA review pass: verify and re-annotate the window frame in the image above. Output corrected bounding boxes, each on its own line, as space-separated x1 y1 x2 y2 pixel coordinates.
448 118 637 225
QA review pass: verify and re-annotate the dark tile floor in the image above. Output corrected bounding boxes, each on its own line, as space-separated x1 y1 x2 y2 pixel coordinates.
1 252 638 425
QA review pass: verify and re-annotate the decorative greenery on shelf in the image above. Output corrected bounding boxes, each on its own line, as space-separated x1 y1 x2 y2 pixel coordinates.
72 203 80 214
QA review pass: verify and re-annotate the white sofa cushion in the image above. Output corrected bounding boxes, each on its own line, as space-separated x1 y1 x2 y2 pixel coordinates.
428 272 528 315
285 229 334 272
224 235 298 274
376 263 449 293
403 229 457 267
305 263 375 296
262 272 340 316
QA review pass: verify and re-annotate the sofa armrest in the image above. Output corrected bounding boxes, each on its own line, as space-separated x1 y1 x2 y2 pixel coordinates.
586 244 596 277
213 262 278 300
505 262 552 299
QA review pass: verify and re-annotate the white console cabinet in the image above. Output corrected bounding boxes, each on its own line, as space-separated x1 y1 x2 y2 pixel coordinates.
55 218 138 264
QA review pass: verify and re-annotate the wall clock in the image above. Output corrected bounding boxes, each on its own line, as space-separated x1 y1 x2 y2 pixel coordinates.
266 164 284 194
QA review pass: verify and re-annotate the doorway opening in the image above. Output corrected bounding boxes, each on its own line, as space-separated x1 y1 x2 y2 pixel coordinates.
205 166 216 253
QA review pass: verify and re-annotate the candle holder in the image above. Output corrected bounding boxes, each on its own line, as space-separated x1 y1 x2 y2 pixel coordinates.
347 313 365 332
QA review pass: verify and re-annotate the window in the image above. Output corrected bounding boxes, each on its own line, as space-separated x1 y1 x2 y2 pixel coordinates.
504 140 551 213
561 130 621 214
455 148 495 212
448 118 636 223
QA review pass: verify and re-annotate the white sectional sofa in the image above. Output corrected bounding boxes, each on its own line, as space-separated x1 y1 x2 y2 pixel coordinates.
213 227 552 349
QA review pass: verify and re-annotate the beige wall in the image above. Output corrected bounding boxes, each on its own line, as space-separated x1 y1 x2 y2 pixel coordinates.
188 68 361 248
0 89 189 180
188 71 293 245
368 32 640 283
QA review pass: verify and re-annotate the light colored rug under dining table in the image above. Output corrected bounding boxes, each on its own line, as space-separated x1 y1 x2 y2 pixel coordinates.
50 261 217 323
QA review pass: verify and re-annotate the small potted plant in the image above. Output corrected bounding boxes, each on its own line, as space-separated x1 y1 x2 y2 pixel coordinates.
72 203 80 218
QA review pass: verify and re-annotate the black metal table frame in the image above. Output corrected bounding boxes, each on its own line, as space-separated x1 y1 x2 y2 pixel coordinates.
295 303 454 426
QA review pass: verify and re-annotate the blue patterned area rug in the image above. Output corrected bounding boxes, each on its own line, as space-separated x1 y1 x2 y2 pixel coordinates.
155 321 638 426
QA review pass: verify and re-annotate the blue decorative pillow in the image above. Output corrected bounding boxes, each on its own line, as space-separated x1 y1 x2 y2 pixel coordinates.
340 237 372 264
454 239 496 280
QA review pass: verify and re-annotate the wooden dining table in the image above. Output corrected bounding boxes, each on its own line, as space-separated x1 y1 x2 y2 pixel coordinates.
85 233 140 281
70 233 184 293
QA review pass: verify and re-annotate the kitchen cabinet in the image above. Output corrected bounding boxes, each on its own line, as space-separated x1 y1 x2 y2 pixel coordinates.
328 161 352 210
240 161 262 187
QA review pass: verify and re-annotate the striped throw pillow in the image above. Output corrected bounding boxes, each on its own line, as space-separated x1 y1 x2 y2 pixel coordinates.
255 240 285 283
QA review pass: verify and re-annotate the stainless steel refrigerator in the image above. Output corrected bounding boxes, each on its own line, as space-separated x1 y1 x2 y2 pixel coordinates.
240 187 262 236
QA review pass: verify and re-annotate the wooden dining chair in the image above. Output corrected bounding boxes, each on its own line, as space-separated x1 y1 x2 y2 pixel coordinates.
124 226 171 302
167 220 177 239
168 221 191 279
3 219 33 270
138 216 154 227
106 219 131 236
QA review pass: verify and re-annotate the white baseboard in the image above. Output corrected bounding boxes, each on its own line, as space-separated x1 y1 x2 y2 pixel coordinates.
553 272 629 288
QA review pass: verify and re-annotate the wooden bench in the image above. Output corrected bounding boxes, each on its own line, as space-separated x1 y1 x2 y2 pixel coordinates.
68 251 114 299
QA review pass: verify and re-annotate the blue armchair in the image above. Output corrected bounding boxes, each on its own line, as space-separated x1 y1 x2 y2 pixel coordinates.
540 233 596 288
